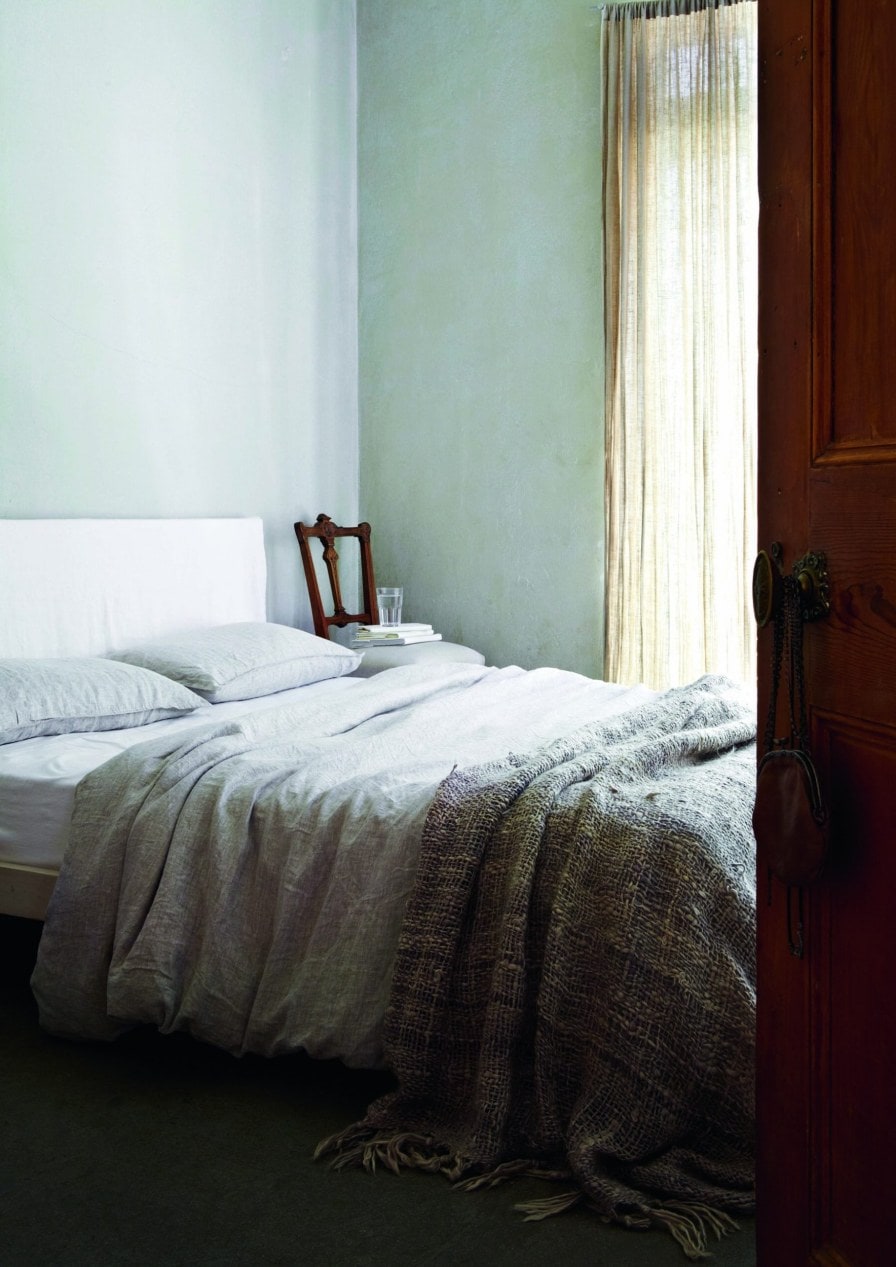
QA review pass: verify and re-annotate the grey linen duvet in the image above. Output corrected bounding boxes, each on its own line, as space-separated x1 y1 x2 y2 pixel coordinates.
32 662 655 1067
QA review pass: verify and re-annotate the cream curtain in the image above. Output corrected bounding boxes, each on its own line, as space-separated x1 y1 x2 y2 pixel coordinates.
601 0 757 689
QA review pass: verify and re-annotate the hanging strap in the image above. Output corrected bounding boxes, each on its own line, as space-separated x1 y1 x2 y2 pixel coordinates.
753 559 829 954
762 571 810 755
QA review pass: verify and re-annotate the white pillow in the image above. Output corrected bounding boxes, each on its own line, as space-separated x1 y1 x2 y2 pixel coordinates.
0 658 206 746
350 640 486 678
109 622 362 703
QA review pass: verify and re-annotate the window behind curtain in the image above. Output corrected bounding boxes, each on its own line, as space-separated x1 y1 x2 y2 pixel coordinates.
601 0 758 689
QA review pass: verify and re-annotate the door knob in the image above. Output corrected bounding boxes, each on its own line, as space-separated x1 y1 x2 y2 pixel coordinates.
752 545 783 628
792 551 831 622
753 544 831 626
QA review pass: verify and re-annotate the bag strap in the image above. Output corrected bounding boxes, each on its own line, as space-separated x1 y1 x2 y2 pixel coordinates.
762 569 810 756
759 552 827 956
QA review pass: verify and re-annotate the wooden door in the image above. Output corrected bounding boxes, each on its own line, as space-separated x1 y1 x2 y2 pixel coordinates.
757 3 896 1264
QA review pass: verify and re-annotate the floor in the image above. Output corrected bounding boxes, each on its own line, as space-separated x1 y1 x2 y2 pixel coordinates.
0 914 756 1267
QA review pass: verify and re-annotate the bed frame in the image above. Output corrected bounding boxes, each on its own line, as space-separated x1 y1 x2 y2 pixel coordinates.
0 865 58 922
0 517 268 920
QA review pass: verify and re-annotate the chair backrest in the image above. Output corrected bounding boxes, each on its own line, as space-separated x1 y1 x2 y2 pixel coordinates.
294 513 378 640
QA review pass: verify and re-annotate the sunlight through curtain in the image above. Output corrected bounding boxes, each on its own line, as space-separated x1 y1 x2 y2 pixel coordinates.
601 0 757 689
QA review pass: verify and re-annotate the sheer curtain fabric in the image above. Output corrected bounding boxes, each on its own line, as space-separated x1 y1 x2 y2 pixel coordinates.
601 0 758 689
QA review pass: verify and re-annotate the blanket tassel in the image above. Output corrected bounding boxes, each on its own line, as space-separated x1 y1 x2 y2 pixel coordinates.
515 1191 738 1262
314 1127 456 1178
316 1130 740 1261
651 1203 740 1261
456 1160 571 1193
514 1189 584 1220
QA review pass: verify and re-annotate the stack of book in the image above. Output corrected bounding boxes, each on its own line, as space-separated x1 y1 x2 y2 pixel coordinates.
352 622 442 647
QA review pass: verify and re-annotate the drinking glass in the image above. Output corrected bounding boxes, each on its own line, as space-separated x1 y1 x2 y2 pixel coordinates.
376 586 403 625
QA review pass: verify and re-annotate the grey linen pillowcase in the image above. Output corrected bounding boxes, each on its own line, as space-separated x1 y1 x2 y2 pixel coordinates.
0 658 206 746
108 622 362 703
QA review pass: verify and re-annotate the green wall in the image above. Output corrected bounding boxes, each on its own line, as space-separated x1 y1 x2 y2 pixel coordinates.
357 0 606 674
0 0 358 627
2 1 610 667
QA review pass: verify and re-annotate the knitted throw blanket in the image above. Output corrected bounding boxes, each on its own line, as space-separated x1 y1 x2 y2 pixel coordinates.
317 676 757 1259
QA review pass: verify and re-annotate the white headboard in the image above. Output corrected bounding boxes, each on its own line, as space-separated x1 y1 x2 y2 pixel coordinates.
0 518 267 658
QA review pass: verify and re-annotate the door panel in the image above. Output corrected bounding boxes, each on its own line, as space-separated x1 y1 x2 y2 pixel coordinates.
758 2 896 1263
827 6 896 454
810 470 896 719
810 715 896 1264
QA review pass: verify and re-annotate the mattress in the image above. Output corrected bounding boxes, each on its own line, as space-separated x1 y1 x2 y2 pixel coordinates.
0 675 364 872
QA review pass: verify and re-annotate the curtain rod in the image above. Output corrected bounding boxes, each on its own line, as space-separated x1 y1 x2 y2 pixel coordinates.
594 0 755 14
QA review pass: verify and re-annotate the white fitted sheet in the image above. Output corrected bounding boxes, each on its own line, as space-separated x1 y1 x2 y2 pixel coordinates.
0 676 364 871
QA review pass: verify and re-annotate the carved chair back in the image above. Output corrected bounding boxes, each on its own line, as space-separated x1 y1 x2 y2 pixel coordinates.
294 513 378 640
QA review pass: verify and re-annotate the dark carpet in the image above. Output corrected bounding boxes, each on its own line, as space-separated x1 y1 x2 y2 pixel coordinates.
0 914 756 1266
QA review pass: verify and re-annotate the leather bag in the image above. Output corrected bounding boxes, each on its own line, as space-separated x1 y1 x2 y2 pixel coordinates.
753 746 827 887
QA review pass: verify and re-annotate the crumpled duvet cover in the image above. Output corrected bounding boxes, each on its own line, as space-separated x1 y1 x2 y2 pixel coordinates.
31 662 655 1067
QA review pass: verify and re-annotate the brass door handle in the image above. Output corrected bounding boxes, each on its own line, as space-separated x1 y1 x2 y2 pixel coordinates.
753 544 831 626
793 551 831 622
752 545 783 628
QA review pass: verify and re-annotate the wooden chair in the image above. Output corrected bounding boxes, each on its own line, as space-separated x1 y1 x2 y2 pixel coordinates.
294 513 485 677
295 513 378 640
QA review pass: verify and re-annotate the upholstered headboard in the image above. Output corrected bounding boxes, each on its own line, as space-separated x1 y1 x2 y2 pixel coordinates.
0 518 267 658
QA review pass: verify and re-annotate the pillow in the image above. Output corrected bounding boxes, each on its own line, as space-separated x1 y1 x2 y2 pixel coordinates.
351 640 486 678
108 622 362 703
0 658 206 746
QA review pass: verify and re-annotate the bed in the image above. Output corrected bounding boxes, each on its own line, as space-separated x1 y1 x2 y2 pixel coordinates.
0 517 274 919
0 517 757 1258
